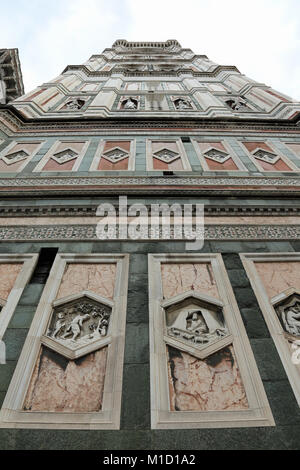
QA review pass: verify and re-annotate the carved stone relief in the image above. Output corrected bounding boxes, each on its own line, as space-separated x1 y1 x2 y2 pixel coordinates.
65 98 85 110
203 147 230 163
121 97 138 109
153 148 180 163
226 96 248 111
253 148 279 164
51 148 78 164
102 146 129 163
275 293 300 338
174 98 192 110
43 294 112 357
165 296 228 350
2 149 29 165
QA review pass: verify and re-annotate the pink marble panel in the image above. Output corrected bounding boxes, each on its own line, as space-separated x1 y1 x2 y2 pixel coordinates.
0 263 22 301
167 345 248 411
24 346 107 412
0 142 40 172
255 261 300 299
56 263 116 300
161 263 219 300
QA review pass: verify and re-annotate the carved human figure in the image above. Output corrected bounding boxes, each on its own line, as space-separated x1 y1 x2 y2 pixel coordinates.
186 311 208 335
52 312 66 338
228 97 247 111
175 99 191 110
123 98 137 110
66 99 85 110
285 304 300 336
62 312 90 341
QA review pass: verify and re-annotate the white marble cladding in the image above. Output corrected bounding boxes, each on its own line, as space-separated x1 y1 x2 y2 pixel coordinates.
9 40 300 120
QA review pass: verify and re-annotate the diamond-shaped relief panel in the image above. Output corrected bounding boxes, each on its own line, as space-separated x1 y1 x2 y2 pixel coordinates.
153 148 180 163
2 149 30 165
51 148 78 164
253 149 279 164
42 292 112 359
163 291 231 358
203 148 230 163
102 147 129 163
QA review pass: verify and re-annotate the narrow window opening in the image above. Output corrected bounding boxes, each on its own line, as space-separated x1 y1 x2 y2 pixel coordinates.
29 248 58 284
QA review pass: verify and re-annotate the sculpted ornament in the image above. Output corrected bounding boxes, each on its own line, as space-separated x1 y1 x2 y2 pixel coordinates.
65 98 85 110
122 97 138 110
163 291 231 357
226 96 248 111
174 98 192 110
167 307 227 346
42 292 113 359
275 293 300 337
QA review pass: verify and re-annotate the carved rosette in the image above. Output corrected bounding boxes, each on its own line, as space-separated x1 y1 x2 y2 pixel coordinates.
162 291 232 360
42 291 113 359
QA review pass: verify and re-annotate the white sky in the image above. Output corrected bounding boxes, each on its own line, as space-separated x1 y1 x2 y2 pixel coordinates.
1 0 300 99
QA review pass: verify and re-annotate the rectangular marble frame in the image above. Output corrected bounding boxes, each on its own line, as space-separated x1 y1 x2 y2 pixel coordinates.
0 253 129 429
146 138 192 171
32 140 90 173
0 141 46 173
148 253 274 429
237 140 299 173
240 253 300 407
90 139 136 171
191 139 247 172
0 254 39 340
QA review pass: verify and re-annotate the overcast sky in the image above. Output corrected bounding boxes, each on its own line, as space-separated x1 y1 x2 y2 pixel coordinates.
1 0 300 99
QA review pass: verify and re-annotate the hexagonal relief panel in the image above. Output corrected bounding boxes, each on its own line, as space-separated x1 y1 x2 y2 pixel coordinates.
102 146 129 163
203 147 230 163
162 291 232 359
2 149 30 165
41 291 113 359
272 289 300 340
51 148 78 164
252 148 280 164
153 148 180 163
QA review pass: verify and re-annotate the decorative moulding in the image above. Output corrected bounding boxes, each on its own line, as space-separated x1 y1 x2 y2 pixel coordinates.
191 139 247 172
0 253 129 429
0 254 39 340
90 139 135 171
240 253 300 407
148 253 274 429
